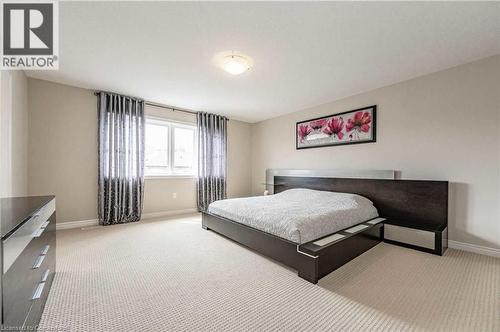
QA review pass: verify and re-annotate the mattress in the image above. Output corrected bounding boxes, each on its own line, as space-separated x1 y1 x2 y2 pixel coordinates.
207 188 379 244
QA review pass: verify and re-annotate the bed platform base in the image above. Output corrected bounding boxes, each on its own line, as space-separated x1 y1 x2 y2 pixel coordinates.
202 212 383 284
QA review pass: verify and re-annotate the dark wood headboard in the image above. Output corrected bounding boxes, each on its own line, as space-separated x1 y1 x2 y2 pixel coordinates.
274 176 448 229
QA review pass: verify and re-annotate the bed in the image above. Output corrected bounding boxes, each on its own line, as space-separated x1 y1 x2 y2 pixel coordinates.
208 188 379 244
202 172 448 284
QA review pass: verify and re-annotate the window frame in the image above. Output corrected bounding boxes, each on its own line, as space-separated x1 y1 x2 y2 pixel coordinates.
144 116 197 179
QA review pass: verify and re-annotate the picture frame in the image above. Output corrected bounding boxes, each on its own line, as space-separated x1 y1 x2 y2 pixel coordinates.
296 105 376 149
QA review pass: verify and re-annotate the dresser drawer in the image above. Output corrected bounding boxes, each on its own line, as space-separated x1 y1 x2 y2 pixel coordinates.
24 266 56 330
2 213 56 329
23 216 57 330
3 198 56 273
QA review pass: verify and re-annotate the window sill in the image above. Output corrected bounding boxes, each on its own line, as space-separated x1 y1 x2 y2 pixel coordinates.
145 175 197 180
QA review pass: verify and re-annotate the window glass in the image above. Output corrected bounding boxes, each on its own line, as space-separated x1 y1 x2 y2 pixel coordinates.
174 127 195 169
145 123 169 167
144 118 196 177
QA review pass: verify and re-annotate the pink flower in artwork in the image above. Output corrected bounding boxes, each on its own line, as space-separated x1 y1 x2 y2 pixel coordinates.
309 119 327 130
323 117 344 139
298 124 312 142
346 111 371 133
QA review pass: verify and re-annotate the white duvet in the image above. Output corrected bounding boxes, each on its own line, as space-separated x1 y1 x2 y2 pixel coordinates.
207 188 378 244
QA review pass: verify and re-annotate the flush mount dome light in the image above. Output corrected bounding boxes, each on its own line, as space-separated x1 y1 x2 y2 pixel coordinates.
217 52 253 75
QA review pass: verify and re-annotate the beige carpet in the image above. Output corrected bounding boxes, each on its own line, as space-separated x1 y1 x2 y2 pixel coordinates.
39 214 499 332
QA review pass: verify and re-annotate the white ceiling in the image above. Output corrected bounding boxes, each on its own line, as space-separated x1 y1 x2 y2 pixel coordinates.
28 2 500 123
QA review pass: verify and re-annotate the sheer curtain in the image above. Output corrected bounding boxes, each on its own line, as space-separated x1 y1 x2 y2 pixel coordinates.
97 92 145 225
196 112 228 212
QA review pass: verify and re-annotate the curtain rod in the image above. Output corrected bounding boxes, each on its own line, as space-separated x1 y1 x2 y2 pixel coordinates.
144 101 198 116
93 91 199 117
146 101 230 121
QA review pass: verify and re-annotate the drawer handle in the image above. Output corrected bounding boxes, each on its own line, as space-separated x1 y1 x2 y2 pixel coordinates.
32 282 45 300
33 228 45 237
33 255 45 269
41 245 50 255
41 220 50 228
41 269 50 282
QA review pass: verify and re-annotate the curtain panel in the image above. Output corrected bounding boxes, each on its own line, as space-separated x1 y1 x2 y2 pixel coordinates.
197 112 228 212
97 92 145 225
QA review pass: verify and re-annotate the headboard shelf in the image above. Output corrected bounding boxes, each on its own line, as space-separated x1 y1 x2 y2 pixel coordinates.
383 219 446 232
274 176 448 228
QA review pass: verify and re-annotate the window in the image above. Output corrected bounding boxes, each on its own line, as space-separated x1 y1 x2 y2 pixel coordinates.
145 118 197 177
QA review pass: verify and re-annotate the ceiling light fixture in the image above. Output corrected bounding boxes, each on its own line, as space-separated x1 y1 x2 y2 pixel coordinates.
217 52 253 75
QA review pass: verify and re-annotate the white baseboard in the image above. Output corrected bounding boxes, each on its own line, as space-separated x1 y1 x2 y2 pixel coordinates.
448 240 500 258
56 208 198 230
56 218 99 230
141 208 198 220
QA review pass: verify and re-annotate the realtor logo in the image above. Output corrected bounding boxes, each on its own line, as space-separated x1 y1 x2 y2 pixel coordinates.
1 0 58 69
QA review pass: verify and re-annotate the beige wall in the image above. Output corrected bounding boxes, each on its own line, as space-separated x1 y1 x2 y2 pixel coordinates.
28 79 97 222
1 71 28 197
0 71 11 197
27 78 252 223
227 119 252 198
251 55 500 249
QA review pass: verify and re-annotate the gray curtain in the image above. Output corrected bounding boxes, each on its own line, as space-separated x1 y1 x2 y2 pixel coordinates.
97 92 145 225
197 112 228 212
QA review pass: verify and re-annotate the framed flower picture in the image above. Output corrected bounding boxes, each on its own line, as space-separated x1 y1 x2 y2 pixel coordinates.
296 105 376 149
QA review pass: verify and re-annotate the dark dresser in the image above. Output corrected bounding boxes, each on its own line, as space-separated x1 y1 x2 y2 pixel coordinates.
1 196 56 330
